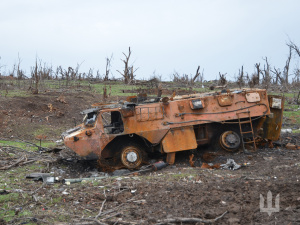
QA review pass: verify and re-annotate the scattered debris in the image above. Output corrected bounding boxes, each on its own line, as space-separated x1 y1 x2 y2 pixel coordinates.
281 129 293 134
202 152 218 162
47 103 55 112
64 177 106 185
156 211 228 224
220 159 241 170
0 189 9 195
111 169 131 176
201 162 221 169
62 161 169 185
26 173 59 184
0 144 58 171
56 95 67 104
189 154 195 167
286 143 298 150
263 157 273 161
152 161 168 171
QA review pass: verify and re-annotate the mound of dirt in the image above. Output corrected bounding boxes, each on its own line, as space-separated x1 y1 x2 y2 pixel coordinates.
0 91 106 140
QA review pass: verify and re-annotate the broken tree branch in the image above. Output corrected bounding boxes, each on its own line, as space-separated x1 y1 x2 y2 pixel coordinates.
95 199 107 219
79 218 108 225
287 40 300 57
192 66 200 83
0 155 26 170
156 211 228 224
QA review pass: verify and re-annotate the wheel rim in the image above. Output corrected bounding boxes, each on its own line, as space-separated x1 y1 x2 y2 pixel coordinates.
219 131 241 152
121 146 143 169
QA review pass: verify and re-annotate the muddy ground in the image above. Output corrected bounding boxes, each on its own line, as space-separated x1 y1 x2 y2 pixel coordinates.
1 91 300 224
1 139 300 225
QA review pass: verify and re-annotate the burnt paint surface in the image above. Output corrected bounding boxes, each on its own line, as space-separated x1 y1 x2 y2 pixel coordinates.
262 95 284 141
162 126 197 153
64 89 272 157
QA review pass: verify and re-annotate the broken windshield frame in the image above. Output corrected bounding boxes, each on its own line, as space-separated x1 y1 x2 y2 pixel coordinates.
83 112 98 127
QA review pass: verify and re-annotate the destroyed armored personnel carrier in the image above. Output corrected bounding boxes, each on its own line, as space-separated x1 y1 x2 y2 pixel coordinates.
63 89 284 169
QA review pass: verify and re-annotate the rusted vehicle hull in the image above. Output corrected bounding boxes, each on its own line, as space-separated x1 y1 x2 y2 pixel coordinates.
63 89 283 169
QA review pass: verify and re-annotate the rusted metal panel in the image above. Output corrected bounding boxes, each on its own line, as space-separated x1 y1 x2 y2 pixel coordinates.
246 92 261 103
166 152 176 165
217 95 233 106
64 115 115 157
135 106 164 122
64 127 101 156
135 129 169 144
121 89 270 136
121 108 134 118
262 95 284 141
162 126 197 153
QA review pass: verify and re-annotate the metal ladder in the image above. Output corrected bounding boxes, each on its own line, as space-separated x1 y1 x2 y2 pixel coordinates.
236 111 256 152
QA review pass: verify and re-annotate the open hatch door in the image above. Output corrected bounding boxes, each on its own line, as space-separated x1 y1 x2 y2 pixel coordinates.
262 95 284 141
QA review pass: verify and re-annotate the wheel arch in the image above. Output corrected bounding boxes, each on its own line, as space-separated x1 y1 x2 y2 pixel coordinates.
100 134 152 159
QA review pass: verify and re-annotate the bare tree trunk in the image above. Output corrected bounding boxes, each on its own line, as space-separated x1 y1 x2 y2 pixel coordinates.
283 45 292 89
33 59 39 94
104 54 113 81
192 66 200 83
236 66 245 88
255 63 261 85
262 57 272 90
117 47 138 84
157 83 162 97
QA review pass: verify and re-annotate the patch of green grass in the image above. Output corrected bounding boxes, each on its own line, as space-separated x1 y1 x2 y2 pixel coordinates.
91 83 145 96
32 126 53 137
51 196 63 205
292 129 300 133
285 103 299 109
0 210 15 222
0 193 20 203
19 210 33 217
0 140 36 151
268 92 295 98
283 111 300 125
0 89 31 98
0 140 56 151
58 215 71 221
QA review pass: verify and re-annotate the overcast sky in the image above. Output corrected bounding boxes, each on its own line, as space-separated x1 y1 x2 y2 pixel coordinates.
1 0 300 81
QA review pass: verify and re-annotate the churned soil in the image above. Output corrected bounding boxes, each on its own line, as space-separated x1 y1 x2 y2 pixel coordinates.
2 139 299 224
1 91 300 224
0 91 123 141
54 140 300 224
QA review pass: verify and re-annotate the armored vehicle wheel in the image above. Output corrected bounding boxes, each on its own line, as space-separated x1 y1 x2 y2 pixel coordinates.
219 130 241 152
120 143 145 169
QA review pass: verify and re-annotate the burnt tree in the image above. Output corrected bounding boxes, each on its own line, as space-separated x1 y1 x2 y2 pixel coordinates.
283 45 292 88
262 57 272 89
218 72 227 86
288 40 300 57
104 54 113 81
255 63 261 85
117 47 138 84
237 66 245 88
192 66 200 84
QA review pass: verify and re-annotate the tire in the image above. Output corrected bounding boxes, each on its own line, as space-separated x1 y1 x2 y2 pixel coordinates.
213 127 242 152
119 142 146 169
